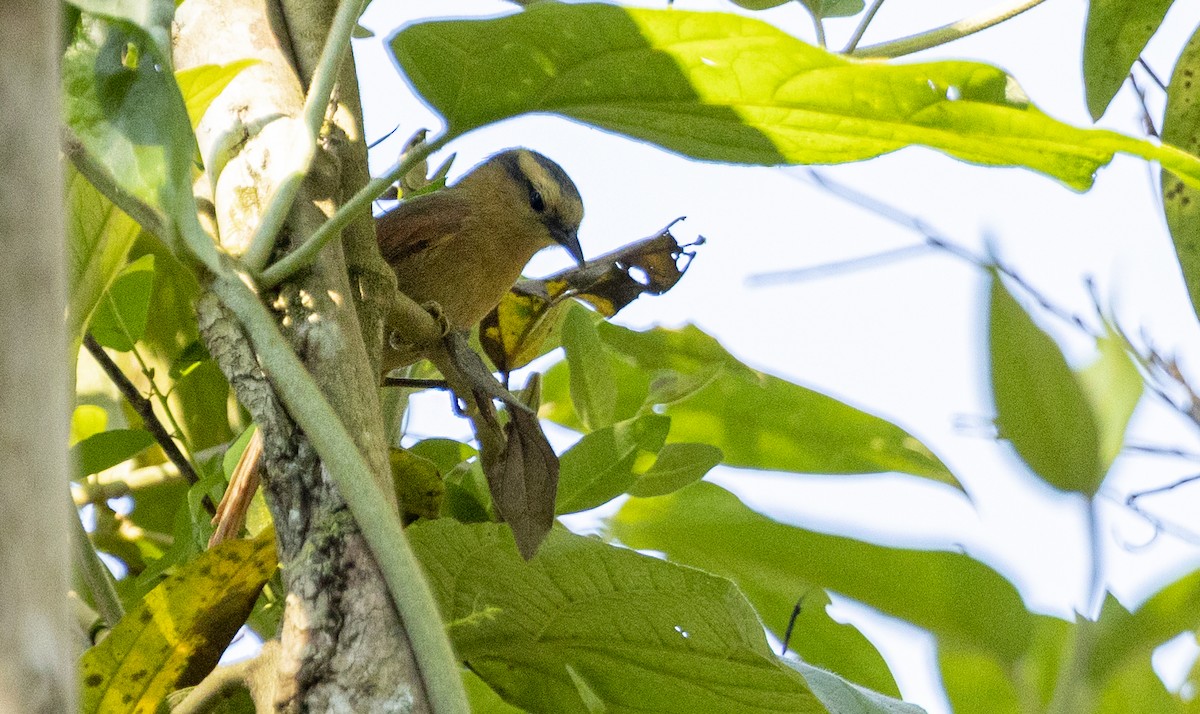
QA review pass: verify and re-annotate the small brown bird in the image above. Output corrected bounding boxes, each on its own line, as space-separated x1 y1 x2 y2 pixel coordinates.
211 148 586 544
377 148 585 372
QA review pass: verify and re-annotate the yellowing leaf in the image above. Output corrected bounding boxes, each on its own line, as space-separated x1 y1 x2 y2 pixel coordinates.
79 532 277 714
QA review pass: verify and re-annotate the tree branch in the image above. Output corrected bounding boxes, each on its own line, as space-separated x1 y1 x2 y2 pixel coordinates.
852 0 1047 58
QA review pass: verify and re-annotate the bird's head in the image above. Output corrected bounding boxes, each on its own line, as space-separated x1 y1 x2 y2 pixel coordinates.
459 148 586 265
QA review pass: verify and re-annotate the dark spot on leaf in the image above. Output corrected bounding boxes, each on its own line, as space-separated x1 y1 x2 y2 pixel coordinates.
130 669 148 682
140 609 153 623
123 693 133 704
85 673 103 687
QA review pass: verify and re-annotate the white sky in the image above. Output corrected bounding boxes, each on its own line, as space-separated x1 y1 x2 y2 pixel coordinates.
355 1 1200 710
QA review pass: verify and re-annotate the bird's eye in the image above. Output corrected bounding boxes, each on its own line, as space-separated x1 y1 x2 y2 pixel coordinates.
529 190 545 213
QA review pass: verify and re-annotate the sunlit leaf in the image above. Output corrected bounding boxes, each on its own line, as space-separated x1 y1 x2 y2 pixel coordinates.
407 520 823 713
556 413 670 514
391 4 1200 191
79 532 277 714
989 274 1102 494
1076 327 1143 471
1082 0 1175 120
1162 24 1200 321
175 59 258 128
612 483 1036 665
627 442 723 497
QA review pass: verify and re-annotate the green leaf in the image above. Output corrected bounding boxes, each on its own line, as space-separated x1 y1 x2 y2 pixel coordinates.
464 669 528 713
939 615 1069 714
556 414 671 514
988 274 1103 494
628 442 723 497
612 483 1036 665
561 304 616 430
391 3 1200 191
801 0 865 19
89 253 155 351
72 428 157 479
1089 573 1200 685
1083 0 1175 120
79 532 276 714
168 340 211 380
407 520 824 713
72 405 110 446
787 661 925 714
1077 327 1143 471
63 15 200 242
65 0 175 56
66 163 143 352
544 322 961 489
1162 24 1200 321
175 59 258 129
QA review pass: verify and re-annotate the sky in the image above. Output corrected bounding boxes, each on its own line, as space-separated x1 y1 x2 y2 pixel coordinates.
346 1 1200 710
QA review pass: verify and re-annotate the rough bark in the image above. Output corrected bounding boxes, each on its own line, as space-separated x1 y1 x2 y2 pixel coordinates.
175 1 428 710
0 3 75 712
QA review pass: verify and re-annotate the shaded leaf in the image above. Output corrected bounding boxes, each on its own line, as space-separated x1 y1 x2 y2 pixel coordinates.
556 413 671 514
1083 0 1175 120
392 4 1200 191
484 407 559 559
89 253 155 351
989 274 1102 494
787 661 925 714
63 14 200 246
612 483 1035 665
66 163 143 351
1162 24 1200 321
628 442 723 497
79 532 277 714
389 447 445 522
65 0 174 56
73 428 156 479
407 520 823 713
562 304 616 431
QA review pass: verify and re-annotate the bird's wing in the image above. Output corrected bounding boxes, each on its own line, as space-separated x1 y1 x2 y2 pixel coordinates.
375 190 468 265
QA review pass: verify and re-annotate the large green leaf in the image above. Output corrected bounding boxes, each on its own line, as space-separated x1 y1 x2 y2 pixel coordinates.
612 483 1036 665
561 303 617 431
391 3 1200 191
1082 0 1175 120
407 520 824 713
1088 574 1200 685
175 59 258 129
989 274 1103 494
72 428 157 479
65 0 174 57
543 322 961 489
1162 24 1200 321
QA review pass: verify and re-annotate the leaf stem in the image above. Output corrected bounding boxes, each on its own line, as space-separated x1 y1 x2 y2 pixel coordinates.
241 0 370 272
71 504 125 627
83 334 205 493
842 0 887 54
852 0 1048 58
258 132 450 288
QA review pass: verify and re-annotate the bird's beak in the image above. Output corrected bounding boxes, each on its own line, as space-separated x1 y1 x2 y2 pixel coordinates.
552 227 586 266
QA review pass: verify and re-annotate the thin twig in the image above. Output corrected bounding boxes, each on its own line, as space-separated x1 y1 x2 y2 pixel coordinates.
853 0 1048 58
258 132 451 288
242 0 372 272
1137 57 1167 92
842 0 887 54
83 334 205 493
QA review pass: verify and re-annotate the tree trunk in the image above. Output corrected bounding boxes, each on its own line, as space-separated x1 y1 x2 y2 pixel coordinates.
174 1 429 710
0 3 75 712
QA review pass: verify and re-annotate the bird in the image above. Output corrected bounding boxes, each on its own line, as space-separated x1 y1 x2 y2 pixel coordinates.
376 148 586 372
209 148 586 545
